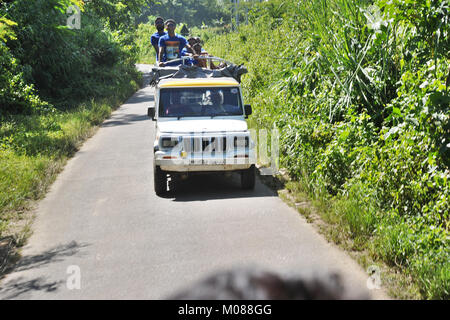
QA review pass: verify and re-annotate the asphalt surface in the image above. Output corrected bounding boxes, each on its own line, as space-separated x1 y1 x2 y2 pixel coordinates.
0 65 388 300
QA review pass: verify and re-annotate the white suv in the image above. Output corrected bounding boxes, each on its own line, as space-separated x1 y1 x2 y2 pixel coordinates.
148 77 256 195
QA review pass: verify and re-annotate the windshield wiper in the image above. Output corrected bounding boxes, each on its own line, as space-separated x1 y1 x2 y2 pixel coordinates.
176 115 194 120
210 112 230 119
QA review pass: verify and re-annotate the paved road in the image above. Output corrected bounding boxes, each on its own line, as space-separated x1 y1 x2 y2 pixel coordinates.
0 65 388 300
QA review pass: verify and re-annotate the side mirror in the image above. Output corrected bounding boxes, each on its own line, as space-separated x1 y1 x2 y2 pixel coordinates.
244 104 252 118
147 106 156 121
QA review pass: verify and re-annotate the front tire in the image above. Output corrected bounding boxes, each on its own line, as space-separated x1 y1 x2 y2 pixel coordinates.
241 165 255 190
154 164 167 196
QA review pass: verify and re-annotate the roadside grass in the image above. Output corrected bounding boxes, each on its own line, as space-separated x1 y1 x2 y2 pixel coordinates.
272 175 422 299
269 168 450 299
0 77 140 274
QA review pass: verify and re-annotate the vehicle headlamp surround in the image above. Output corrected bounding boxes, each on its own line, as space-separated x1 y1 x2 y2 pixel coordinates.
161 137 181 148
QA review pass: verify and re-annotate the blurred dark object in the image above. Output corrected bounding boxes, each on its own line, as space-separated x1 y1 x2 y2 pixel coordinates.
168 268 368 300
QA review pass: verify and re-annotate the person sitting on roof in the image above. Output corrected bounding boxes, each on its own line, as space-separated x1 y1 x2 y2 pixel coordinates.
191 42 208 68
181 37 207 67
158 19 192 67
181 37 197 56
185 38 224 70
150 17 167 64
180 37 197 66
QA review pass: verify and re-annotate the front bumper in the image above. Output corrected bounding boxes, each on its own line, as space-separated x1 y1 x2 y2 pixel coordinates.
154 132 256 172
155 151 255 172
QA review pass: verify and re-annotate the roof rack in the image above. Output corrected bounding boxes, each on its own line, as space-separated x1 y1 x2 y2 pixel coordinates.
148 56 248 86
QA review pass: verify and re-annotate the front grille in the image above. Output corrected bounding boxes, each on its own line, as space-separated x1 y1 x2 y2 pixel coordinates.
183 136 228 153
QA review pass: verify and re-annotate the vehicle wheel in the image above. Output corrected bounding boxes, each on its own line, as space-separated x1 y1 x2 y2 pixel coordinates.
154 165 167 195
241 165 255 190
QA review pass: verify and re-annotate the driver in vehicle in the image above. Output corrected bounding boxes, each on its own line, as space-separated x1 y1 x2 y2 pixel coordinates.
209 90 226 114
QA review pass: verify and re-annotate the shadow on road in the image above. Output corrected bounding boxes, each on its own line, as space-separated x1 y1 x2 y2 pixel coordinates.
161 173 278 202
102 113 149 127
126 91 154 105
13 241 90 273
101 88 154 127
0 277 63 300
0 241 89 299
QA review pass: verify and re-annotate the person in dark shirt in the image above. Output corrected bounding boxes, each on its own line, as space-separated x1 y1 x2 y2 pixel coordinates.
181 38 211 67
192 42 208 68
180 37 196 66
182 37 197 55
158 19 191 67
150 17 167 63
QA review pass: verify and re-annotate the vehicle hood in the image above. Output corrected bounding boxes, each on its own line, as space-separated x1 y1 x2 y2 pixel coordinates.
157 118 248 133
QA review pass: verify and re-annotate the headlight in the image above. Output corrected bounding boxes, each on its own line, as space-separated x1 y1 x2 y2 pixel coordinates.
161 137 180 148
234 136 249 148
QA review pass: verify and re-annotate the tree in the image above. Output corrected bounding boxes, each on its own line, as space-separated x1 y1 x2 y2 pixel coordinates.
85 0 155 30
138 0 229 28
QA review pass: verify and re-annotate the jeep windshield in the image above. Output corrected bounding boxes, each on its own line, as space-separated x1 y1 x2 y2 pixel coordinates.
158 87 244 118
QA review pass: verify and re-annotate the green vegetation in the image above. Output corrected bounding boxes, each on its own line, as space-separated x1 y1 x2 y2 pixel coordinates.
138 0 230 28
135 22 157 64
1 0 448 299
202 0 449 299
0 1 144 246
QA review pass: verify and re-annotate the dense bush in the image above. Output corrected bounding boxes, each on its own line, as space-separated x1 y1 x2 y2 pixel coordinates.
0 17 50 116
0 43 51 116
0 0 144 111
203 0 449 299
